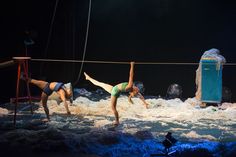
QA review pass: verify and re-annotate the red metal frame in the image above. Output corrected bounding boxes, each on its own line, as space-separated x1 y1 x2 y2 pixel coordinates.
12 57 35 125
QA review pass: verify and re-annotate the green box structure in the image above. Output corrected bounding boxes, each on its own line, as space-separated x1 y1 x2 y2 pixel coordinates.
201 58 222 103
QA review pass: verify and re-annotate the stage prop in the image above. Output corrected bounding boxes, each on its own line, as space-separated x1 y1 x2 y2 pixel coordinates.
11 57 38 125
201 58 223 103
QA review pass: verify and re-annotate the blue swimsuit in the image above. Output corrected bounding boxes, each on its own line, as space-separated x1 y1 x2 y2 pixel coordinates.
43 82 64 96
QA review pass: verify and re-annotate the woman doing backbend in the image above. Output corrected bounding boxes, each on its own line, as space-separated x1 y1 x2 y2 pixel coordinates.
84 62 149 126
22 77 72 121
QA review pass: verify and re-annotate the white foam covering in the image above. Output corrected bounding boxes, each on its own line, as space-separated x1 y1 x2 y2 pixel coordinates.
0 88 236 156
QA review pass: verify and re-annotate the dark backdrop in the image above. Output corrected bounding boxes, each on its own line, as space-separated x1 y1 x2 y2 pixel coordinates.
1 0 236 102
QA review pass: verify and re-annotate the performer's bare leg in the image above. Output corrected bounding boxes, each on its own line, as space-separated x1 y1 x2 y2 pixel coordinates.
29 79 48 90
84 72 113 93
41 92 50 121
111 96 119 126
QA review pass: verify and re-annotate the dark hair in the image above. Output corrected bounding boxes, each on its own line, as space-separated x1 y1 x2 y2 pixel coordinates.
134 81 145 94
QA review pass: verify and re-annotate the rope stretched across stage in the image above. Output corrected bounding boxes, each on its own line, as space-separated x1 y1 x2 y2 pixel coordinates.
2 58 236 66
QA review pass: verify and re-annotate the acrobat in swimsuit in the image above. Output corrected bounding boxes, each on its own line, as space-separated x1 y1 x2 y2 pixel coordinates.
111 82 129 97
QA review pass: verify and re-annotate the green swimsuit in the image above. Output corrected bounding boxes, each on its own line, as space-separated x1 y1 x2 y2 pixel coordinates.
111 82 128 97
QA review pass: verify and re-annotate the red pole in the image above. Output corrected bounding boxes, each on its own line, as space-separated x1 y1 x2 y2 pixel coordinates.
14 62 21 126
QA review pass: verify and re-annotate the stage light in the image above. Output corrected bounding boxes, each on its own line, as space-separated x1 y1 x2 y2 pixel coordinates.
166 83 182 99
24 30 35 46
150 132 178 156
162 132 177 153
222 86 232 103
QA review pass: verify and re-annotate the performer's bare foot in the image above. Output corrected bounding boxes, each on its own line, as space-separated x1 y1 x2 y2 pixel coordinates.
42 118 50 122
200 102 207 108
113 121 119 127
84 72 90 80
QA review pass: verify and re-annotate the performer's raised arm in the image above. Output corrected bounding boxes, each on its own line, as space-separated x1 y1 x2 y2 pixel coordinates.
126 62 135 90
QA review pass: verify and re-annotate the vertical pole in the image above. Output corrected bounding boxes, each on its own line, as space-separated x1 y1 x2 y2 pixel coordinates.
14 62 21 126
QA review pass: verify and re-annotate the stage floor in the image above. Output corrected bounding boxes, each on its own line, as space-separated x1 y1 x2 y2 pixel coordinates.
0 88 236 156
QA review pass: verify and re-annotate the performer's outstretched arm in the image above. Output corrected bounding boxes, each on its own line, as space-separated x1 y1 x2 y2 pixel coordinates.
128 95 134 104
128 92 149 108
138 93 149 109
126 62 135 90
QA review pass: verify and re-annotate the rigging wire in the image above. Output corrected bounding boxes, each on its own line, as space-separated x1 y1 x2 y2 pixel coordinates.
31 58 236 66
73 0 92 86
0 60 15 68
40 0 60 76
